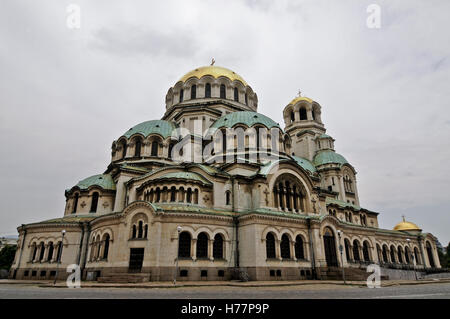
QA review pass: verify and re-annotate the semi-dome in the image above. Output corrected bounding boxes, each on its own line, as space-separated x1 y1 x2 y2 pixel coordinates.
72 174 116 191
313 150 348 167
121 120 176 139
178 65 248 86
393 217 422 232
210 111 281 130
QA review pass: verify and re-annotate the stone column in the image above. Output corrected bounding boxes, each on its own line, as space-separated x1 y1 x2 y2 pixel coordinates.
275 239 281 260
191 239 197 261
208 239 214 261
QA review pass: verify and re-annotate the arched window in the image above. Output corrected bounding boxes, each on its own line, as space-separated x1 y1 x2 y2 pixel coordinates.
186 188 192 203
234 87 239 102
138 221 143 239
397 246 403 263
344 239 352 261
144 224 148 239
225 191 231 205
382 245 389 263
290 111 295 122
312 109 316 120
213 234 224 259
196 233 208 258
47 242 54 262
179 89 184 103
405 247 411 264
266 233 276 259
353 241 361 261
151 141 158 157
90 192 99 213
245 93 248 105
363 241 371 262
426 242 435 267
178 232 191 258
280 234 291 259
39 242 45 261
132 225 137 239
56 241 63 262
191 85 196 99
414 247 421 265
295 235 304 260
155 188 161 202
205 83 211 98
72 193 79 214
31 244 37 262
390 246 396 263
170 187 177 202
220 84 226 99
102 234 110 259
121 141 127 158
135 139 142 157
273 174 306 212
299 108 307 120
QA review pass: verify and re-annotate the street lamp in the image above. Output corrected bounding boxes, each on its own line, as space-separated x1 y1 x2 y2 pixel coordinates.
337 230 346 285
53 229 66 285
406 238 417 280
173 226 182 285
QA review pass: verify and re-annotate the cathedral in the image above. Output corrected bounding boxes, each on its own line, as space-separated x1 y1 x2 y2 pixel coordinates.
10 65 441 282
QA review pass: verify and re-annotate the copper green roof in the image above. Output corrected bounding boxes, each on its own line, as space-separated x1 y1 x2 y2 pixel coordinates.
318 134 332 139
154 171 212 185
313 150 348 166
326 198 361 211
122 120 176 139
291 156 317 173
73 174 116 191
210 111 281 130
27 215 96 226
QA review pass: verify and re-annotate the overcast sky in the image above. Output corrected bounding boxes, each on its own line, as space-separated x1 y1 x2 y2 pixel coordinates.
0 0 449 245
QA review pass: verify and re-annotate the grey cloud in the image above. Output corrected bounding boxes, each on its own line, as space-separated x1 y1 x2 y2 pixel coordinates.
90 25 199 58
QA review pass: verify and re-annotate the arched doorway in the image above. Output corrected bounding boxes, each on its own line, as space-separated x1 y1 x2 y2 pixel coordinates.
323 228 338 267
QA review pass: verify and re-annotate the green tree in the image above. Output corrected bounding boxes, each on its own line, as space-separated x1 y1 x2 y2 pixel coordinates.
0 245 17 270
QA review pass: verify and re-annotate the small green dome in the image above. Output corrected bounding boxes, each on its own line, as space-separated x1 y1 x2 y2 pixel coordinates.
73 174 116 191
210 111 281 130
313 150 348 167
122 120 176 139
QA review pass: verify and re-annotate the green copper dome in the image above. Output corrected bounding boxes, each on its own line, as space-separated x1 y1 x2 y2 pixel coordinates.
210 111 281 130
122 120 176 139
73 174 116 191
313 150 348 167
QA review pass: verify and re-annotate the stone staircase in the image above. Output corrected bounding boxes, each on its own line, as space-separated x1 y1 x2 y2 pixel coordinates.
319 267 389 281
97 272 151 283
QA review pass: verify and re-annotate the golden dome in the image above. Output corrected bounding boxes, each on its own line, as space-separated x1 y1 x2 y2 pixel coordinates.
178 66 248 86
393 217 422 232
288 96 313 105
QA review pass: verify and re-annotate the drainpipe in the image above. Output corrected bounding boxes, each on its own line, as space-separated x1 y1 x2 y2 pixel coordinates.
231 177 239 268
307 218 316 279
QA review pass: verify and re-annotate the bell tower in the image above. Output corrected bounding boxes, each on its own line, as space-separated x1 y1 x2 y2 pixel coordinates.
283 94 326 162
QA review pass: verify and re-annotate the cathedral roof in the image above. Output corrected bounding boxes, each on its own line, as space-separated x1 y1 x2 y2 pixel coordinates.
210 111 281 130
121 120 176 139
291 156 317 173
72 174 116 191
313 150 348 167
154 171 212 186
178 65 248 86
